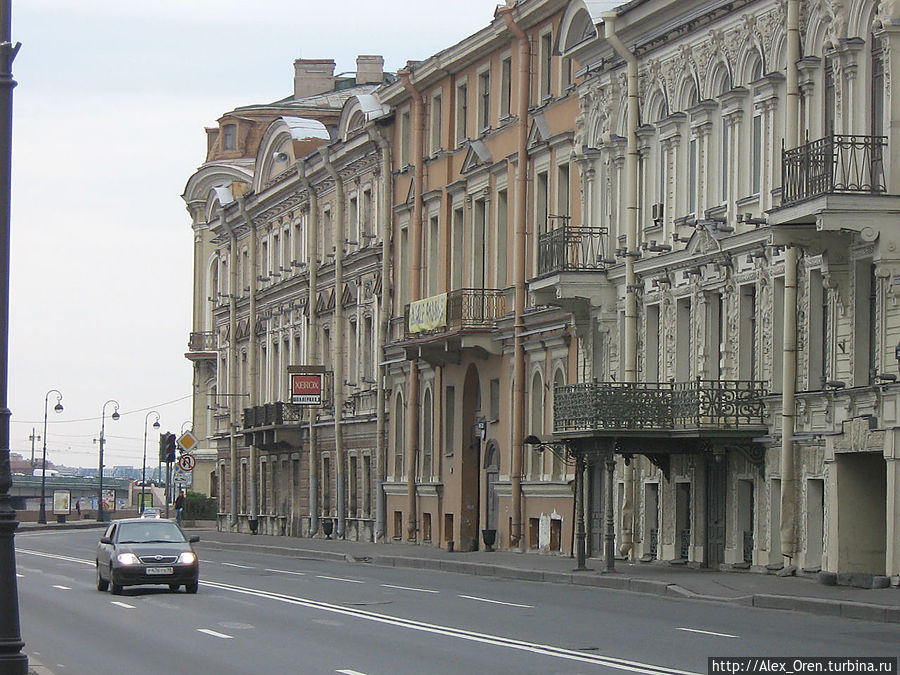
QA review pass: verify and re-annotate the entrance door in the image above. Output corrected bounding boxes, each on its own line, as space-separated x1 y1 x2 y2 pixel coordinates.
706 457 728 568
588 460 604 556
484 441 499 532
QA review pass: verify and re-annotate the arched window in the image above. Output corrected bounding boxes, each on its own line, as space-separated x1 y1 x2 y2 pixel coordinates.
551 368 566 480
421 389 433 481
529 371 544 480
393 393 405 480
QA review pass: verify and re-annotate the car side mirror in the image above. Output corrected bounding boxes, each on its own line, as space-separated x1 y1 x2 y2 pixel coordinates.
99 536 113 545
189 536 200 543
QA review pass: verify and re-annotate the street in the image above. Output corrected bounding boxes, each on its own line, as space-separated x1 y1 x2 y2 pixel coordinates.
14 528 900 675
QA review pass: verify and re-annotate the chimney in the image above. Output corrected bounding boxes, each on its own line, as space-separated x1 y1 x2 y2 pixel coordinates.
293 59 336 99
356 55 384 85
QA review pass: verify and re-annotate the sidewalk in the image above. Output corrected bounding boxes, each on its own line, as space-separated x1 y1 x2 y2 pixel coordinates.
16 519 900 624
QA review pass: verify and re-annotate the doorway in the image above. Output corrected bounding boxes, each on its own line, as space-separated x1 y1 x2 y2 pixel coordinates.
706 457 727 568
460 364 481 552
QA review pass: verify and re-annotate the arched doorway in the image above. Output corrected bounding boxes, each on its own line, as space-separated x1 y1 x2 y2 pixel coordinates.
460 364 481 552
484 440 500 535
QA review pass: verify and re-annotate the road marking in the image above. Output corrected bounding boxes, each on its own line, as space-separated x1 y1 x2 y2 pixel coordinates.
198 628 233 639
203 579 696 674
336 670 368 675
676 627 739 639
51 585 71 590
458 594 532 608
221 562 254 569
111 601 135 609
381 583 439 594
16 549 92 566
265 568 306 576
16 573 23 578
317 575 364 584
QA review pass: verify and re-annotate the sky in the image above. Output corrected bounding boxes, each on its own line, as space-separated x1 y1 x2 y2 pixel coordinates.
7 0 504 470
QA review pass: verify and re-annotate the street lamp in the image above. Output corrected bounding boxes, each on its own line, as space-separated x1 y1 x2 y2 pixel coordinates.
97 399 120 522
141 411 160 514
37 390 63 524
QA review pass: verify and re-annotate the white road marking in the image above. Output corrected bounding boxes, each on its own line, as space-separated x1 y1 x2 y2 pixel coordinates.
16 573 23 578
336 670 368 675
458 594 532 608
52 585 71 590
221 562 254 569
197 628 233 639
381 583 439 594
265 568 306 576
111 601 135 609
17 549 93 566
317 575 364 584
676 627 739 639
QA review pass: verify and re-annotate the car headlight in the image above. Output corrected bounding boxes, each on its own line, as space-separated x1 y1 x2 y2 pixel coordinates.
116 553 139 565
177 552 197 564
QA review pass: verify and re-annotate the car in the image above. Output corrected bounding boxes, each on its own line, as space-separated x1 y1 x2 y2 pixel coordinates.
140 507 161 519
96 518 200 594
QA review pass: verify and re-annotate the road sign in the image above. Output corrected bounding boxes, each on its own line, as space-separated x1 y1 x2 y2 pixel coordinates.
177 453 196 472
177 431 198 452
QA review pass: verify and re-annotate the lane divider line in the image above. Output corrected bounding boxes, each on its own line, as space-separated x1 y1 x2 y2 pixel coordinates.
381 584 439 594
197 628 233 639
676 627 739 639
221 562 254 569
458 594 532 608
51 585 71 590
317 575 364 584
111 601 135 609
265 568 306 576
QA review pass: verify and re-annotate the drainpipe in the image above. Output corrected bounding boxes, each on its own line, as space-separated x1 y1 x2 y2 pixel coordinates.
223 207 239 530
238 198 259 534
322 148 347 539
780 0 801 565
498 1 530 551
399 68 423 542
298 159 319 537
369 126 393 542
603 12 638 558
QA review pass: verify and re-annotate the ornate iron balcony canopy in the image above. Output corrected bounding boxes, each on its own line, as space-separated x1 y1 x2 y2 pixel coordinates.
404 288 506 339
537 225 611 277
243 401 304 429
553 379 767 434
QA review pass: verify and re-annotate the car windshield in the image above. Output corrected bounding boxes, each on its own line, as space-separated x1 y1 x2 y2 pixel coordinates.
117 521 185 544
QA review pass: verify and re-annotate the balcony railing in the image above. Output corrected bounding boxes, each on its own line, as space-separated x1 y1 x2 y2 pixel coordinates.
782 134 886 206
553 379 767 433
537 226 609 277
243 401 303 429
187 331 216 352
404 288 506 338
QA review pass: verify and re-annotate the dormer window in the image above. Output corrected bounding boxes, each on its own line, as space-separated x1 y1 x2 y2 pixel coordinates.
223 124 237 151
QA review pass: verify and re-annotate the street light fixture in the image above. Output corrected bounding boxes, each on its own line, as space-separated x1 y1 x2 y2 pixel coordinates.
141 411 160 514
37 389 63 524
97 399 120 522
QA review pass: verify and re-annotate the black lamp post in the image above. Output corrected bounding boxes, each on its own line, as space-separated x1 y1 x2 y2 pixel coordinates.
37 389 63 524
140 411 160 514
0 0 26 669
97 399 120 522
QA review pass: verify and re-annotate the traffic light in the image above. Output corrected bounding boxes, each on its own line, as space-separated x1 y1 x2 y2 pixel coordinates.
159 432 176 463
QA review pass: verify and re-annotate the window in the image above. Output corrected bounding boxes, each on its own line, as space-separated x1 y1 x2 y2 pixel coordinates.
361 190 372 241
400 109 411 167
824 56 836 136
529 371 544 479
430 92 442 153
451 207 464 290
751 115 762 195
428 214 440 296
349 195 359 245
557 163 570 219
349 456 358 516
739 284 757 381
561 57 573 90
399 224 409 307
455 82 468 146
646 304 660 382
721 122 730 204
223 124 236 151
500 57 512 118
478 70 490 132
444 386 455 456
473 199 486 290
808 270 825 388
688 137 698 215
489 378 500 420
540 31 553 100
536 171 549 236
872 34 885 138
496 189 508 288
421 390 433 481
393 395 405 479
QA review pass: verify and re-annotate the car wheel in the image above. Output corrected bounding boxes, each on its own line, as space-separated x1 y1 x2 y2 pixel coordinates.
95 564 108 592
169 584 180 592
110 574 123 595
185 581 198 594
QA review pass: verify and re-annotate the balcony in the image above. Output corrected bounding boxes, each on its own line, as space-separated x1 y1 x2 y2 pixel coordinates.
552 380 768 476
242 401 304 450
530 225 615 318
185 331 216 361
400 288 506 365
772 134 900 236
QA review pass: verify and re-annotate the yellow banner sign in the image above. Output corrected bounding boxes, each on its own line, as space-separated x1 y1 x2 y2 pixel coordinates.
408 293 448 333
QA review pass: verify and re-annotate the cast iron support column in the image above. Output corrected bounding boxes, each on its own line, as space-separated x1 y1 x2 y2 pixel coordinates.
573 453 588 571
604 452 616 573
0 0 26 669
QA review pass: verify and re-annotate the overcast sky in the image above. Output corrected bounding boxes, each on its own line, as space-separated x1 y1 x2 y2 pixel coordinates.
8 0 504 470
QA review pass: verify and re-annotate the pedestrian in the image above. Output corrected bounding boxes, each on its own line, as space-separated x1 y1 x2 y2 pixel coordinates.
174 489 185 526
75 499 80 517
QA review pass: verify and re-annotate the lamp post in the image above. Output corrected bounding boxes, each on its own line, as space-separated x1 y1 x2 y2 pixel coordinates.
141 411 160 514
37 389 63 524
97 399 120 522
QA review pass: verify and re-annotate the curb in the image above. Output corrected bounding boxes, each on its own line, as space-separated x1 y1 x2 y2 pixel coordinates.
201 539 900 625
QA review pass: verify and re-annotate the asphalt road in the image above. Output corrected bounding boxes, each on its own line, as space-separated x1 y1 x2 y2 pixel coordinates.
14 529 900 675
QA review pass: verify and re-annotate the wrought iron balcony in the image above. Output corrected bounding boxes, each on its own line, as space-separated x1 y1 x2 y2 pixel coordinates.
187 331 216 352
537 226 609 277
404 288 506 339
553 379 767 434
782 134 886 206
243 401 303 429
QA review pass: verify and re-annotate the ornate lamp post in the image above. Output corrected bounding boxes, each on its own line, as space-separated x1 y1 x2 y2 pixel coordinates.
37 389 63 524
97 399 120 522
141 411 160 514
